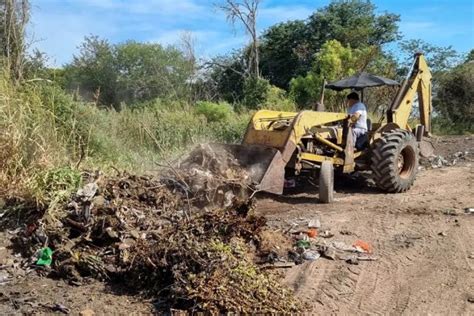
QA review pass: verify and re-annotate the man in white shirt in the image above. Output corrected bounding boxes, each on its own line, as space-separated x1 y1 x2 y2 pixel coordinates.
346 92 368 148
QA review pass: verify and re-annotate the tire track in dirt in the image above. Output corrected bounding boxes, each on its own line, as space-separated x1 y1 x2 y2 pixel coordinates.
257 165 474 315
348 209 401 315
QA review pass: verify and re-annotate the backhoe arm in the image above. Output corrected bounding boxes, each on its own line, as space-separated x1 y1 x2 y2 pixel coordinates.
387 53 432 134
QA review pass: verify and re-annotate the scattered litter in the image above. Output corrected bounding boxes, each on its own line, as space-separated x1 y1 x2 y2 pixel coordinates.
430 155 449 168
76 182 98 201
288 251 303 265
35 247 53 266
345 257 359 265
352 240 373 253
295 233 308 240
423 150 472 169
442 209 458 216
50 304 70 314
295 240 311 249
322 247 337 260
438 231 447 237
306 228 318 238
308 219 321 229
284 223 298 234
302 251 320 261
340 230 353 235
331 241 354 252
319 230 334 238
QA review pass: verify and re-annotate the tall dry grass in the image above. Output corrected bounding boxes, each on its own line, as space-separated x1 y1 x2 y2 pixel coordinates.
0 70 250 205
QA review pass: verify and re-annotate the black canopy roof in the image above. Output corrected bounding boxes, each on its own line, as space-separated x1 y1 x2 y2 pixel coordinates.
325 72 399 91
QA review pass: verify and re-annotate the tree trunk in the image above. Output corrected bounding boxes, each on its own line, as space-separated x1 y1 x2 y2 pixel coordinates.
0 0 29 83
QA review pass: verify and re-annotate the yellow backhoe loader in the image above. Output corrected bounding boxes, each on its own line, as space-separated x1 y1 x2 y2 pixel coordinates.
216 53 433 203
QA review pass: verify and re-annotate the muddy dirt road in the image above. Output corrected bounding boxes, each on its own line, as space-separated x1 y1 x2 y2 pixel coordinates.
0 136 473 314
257 136 474 314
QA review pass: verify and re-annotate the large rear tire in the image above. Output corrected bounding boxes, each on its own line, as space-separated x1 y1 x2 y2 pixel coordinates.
371 129 419 193
319 161 334 203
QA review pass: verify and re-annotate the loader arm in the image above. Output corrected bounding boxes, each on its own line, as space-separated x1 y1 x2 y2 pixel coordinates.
387 53 432 134
243 110 348 162
220 110 348 195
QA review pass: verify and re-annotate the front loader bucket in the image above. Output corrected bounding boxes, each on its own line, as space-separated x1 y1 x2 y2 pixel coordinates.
210 143 286 195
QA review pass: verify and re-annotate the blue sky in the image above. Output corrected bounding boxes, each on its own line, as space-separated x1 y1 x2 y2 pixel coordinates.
29 0 474 66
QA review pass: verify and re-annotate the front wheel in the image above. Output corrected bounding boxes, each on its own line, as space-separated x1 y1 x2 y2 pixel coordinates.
319 161 334 203
371 129 419 193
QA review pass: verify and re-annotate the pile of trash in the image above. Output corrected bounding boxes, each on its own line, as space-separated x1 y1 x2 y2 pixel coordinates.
10 145 302 313
264 218 377 267
421 151 471 169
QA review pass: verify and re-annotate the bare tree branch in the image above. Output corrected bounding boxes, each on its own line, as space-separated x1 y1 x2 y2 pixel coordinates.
203 60 246 77
216 0 260 78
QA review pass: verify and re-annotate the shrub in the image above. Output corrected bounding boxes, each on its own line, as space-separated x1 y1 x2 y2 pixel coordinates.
243 77 270 109
262 86 297 112
289 73 319 108
195 101 233 123
210 112 251 144
434 61 474 133
29 166 82 208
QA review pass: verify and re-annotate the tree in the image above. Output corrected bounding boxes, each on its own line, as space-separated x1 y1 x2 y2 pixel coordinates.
0 0 30 82
64 36 194 108
218 0 261 78
434 60 473 131
64 36 117 107
115 41 192 104
260 0 400 89
22 49 49 79
290 40 396 111
306 0 400 49
207 51 247 103
259 20 308 89
398 39 460 74
242 76 269 109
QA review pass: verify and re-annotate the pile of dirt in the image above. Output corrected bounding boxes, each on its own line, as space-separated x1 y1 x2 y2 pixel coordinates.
9 145 302 313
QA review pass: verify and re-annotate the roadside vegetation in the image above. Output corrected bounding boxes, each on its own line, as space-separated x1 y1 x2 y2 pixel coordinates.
0 0 472 205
